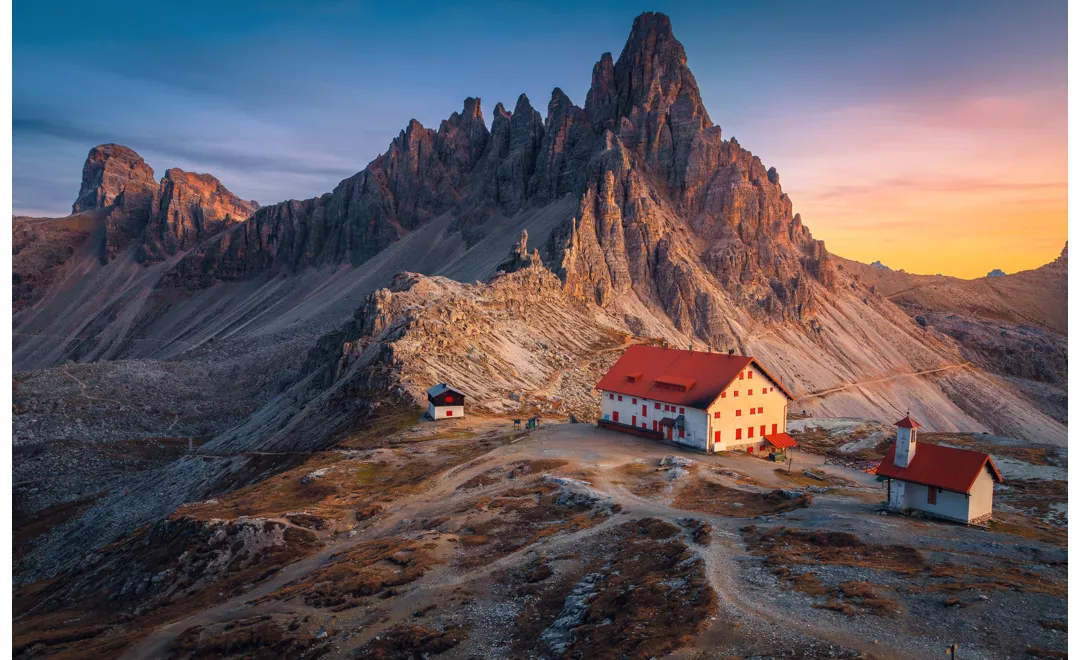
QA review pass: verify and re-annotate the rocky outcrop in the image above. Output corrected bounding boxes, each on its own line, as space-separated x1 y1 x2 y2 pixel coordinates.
546 13 835 345
140 169 259 263
497 230 543 274
66 144 257 264
72 144 159 261
72 144 157 214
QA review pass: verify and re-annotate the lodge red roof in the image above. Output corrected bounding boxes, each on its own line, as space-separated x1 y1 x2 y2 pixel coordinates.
894 415 921 429
764 433 798 449
594 345 794 409
876 442 1002 494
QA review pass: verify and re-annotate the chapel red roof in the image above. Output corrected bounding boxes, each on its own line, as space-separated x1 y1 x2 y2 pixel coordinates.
875 442 1002 494
595 345 794 409
894 414 921 429
764 433 798 449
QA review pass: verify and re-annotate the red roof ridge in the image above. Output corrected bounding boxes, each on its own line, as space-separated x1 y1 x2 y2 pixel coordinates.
876 441 1002 494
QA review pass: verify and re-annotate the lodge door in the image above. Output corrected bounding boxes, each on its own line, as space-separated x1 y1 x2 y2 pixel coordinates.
666 427 673 441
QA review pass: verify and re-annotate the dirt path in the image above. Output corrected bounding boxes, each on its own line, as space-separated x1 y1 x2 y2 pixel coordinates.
120 425 917 659
797 362 973 400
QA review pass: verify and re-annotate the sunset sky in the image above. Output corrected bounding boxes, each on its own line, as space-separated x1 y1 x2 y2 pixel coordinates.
13 1 1066 278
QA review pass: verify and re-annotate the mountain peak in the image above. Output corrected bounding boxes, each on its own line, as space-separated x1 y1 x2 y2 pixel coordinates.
72 144 156 214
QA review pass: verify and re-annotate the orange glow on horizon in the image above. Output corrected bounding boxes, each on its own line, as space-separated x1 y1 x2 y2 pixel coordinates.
756 88 1066 278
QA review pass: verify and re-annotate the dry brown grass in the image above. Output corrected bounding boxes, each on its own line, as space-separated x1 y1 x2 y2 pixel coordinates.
742 526 926 574
453 481 612 568
261 537 439 611
166 615 331 659
987 516 1067 546
353 624 466 659
511 518 716 658
773 468 857 489
675 480 811 517
923 561 1067 599
612 461 673 498
456 459 568 490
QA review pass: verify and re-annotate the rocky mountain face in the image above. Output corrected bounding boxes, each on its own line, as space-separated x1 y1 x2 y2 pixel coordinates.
140 169 258 263
836 245 1068 420
63 143 257 266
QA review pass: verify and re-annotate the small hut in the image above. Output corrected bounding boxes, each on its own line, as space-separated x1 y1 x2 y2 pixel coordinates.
426 383 465 420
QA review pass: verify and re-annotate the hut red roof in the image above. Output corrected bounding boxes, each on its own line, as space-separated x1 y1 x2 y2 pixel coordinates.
764 433 798 449
595 345 794 409
894 415 921 429
876 442 1002 494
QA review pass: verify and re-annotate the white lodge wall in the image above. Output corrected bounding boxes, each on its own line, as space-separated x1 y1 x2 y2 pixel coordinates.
706 363 788 452
967 468 995 521
599 360 791 454
901 482 971 522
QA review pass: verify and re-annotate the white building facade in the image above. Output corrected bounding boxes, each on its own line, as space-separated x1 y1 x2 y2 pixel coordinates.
426 384 465 420
596 347 794 454
878 415 1001 524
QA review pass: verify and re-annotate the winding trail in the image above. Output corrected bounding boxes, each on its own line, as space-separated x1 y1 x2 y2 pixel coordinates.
796 362 973 400
120 425 926 659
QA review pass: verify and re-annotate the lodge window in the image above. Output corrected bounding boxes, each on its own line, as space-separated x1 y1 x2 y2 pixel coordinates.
927 487 938 505
609 393 613 400
655 403 660 410
748 390 753 396
739 372 744 380
679 407 685 414
758 407 763 414
632 398 637 404
748 427 754 438
735 410 742 417
736 428 742 440
760 425 765 437
618 395 622 401
679 428 685 439
721 392 726 398
713 411 721 419
748 371 753 379
772 423 778 434
734 391 739 397
749 409 755 415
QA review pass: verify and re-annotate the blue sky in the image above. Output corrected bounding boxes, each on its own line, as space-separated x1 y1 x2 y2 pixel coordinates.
13 1 1066 275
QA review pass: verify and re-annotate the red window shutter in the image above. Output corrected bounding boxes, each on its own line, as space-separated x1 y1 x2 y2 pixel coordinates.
762 388 767 395
609 393 613 400
653 420 658 431
721 392 726 398
632 398 637 404
748 390 753 396
772 423 778 434
618 395 622 401
713 411 721 419
679 407 684 414
714 431 721 443
632 415 637 426
736 410 741 417
748 371 753 379
679 428 685 439
736 428 742 440
748 427 754 438
655 403 660 410
613 411 619 422
749 409 754 415
734 391 739 397
447 410 453 417
739 372 744 380
642 405 647 416
748 446 754 453
760 425 765 437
